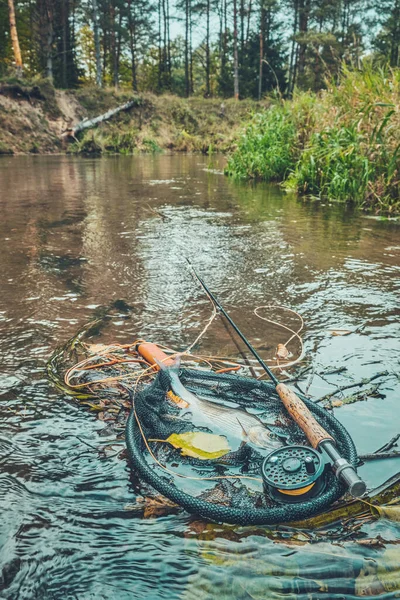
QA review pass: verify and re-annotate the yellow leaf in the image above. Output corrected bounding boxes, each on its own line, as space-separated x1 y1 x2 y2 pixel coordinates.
330 399 343 408
374 505 400 521
361 498 400 521
166 432 230 460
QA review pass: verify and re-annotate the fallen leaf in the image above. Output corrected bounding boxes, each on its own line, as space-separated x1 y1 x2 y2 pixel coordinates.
123 495 179 518
143 496 179 518
276 344 289 360
164 431 230 460
361 499 400 522
374 505 400 521
330 399 343 408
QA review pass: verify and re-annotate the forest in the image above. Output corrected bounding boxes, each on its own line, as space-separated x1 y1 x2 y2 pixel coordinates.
1 0 400 97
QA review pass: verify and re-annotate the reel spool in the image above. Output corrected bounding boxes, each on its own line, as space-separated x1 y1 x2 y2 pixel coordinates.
261 445 326 503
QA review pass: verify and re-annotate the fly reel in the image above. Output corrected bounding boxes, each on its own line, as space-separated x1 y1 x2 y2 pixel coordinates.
261 445 326 503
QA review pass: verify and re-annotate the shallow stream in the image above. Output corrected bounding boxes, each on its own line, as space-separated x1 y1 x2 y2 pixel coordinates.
0 155 400 599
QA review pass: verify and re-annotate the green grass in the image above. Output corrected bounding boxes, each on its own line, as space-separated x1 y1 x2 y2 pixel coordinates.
226 64 400 214
225 107 297 180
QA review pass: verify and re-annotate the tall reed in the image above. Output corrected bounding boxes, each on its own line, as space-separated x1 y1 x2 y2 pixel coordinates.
226 64 400 214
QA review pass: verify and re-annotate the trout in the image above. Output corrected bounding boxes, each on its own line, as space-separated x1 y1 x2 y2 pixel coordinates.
157 358 286 451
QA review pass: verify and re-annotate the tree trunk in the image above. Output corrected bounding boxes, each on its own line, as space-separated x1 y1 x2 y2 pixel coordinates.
93 0 102 86
8 0 23 76
233 0 240 99
189 6 193 93
46 5 54 81
390 0 400 67
240 0 245 53
115 9 123 86
61 0 68 87
110 2 118 88
102 11 108 81
158 0 162 90
166 0 172 87
297 0 310 82
246 0 252 45
162 0 168 88
258 1 264 100
205 0 211 96
288 0 298 96
185 0 190 96
127 0 137 91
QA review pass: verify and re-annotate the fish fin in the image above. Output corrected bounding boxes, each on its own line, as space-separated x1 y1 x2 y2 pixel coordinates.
236 417 248 437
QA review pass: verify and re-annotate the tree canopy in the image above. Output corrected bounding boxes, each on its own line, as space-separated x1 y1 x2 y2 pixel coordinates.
1 0 399 97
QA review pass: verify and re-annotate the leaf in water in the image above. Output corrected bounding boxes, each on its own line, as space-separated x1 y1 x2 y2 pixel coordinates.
123 495 179 518
276 343 289 360
330 399 344 408
166 431 230 460
374 505 400 521
362 499 400 521
329 329 353 336
142 496 179 518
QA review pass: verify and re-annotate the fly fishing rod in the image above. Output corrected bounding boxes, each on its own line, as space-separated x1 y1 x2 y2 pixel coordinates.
186 258 366 498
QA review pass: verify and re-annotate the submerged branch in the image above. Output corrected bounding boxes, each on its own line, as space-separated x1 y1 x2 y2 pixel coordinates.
359 451 400 461
316 371 388 404
323 385 383 409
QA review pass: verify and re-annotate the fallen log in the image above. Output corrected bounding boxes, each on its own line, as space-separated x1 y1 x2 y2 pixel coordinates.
64 97 140 138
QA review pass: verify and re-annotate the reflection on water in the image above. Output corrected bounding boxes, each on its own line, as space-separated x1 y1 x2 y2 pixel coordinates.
0 155 400 598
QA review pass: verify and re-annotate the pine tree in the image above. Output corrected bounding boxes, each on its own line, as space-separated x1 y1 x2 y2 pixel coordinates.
7 0 23 75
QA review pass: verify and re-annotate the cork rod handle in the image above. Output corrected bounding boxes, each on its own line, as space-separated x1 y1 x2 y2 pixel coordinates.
276 383 334 449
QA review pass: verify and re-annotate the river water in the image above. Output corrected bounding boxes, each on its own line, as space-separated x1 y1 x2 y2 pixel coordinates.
0 154 399 599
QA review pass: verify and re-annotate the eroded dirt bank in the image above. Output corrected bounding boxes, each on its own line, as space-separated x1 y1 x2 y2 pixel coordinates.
0 81 264 155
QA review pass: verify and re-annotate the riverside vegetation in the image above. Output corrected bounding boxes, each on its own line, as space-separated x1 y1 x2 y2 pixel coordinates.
226 66 400 215
1 65 399 215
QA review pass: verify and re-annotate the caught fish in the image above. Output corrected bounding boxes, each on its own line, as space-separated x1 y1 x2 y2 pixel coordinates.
157 357 286 451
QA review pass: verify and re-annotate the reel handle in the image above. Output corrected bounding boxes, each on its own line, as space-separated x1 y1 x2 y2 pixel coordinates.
276 383 334 448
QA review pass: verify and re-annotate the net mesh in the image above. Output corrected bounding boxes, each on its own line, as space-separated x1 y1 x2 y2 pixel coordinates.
127 368 358 523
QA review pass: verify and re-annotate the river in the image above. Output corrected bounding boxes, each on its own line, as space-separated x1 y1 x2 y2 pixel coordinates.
0 154 399 599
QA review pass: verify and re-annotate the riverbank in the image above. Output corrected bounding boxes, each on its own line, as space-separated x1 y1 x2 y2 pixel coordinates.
226 66 400 215
0 79 264 155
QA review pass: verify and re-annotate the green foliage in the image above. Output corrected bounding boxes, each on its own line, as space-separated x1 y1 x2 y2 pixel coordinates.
140 138 162 153
285 126 373 201
225 106 296 180
227 65 400 213
0 141 14 155
69 129 106 155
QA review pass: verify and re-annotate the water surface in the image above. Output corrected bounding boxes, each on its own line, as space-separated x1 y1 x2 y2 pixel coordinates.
0 155 400 599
